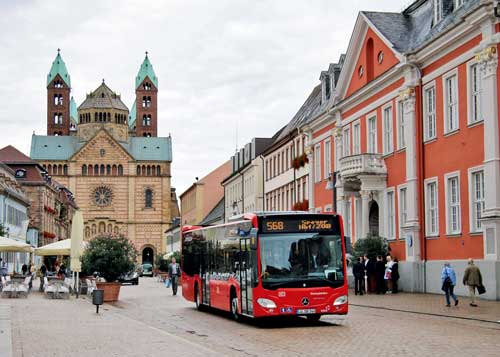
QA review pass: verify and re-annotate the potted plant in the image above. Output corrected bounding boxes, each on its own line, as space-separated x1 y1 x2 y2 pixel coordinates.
81 234 137 302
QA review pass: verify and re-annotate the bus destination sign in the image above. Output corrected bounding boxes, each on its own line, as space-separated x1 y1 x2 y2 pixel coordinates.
261 216 338 234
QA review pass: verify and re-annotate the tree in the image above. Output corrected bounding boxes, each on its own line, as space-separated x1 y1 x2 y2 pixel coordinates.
81 234 137 282
352 233 389 260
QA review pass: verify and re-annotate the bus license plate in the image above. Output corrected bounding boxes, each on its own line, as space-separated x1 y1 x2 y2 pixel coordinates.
297 309 316 314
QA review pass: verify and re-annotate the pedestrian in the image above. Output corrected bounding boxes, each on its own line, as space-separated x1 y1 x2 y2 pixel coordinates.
391 257 399 294
441 262 458 307
463 258 483 307
364 254 376 293
39 264 47 292
384 255 394 293
375 256 386 294
21 263 28 276
168 257 181 296
0 258 7 277
353 257 364 295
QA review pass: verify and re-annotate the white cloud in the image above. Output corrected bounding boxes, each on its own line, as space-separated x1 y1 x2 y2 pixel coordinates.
0 0 400 194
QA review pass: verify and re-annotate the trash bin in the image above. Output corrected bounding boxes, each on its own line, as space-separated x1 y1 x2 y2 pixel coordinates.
92 289 104 313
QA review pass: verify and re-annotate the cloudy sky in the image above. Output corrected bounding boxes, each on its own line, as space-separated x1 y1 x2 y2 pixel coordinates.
0 0 405 194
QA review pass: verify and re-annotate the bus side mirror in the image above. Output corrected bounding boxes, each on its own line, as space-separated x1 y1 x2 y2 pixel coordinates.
250 228 258 250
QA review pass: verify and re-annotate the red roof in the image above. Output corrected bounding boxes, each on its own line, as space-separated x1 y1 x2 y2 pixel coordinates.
0 145 34 164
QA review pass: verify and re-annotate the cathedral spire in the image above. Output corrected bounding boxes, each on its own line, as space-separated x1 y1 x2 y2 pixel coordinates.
47 49 71 88
135 52 158 89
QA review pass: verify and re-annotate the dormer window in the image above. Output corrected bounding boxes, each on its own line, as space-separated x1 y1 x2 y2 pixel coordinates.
143 82 152 91
15 169 26 179
434 0 443 23
324 74 331 100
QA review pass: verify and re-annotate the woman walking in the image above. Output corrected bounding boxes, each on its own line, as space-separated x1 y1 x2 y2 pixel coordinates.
441 262 458 307
384 256 394 293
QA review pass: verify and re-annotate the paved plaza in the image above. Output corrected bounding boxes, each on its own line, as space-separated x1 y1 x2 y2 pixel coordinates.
1 278 499 357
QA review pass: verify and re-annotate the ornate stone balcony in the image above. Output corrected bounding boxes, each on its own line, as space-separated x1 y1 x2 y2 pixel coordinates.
339 153 387 178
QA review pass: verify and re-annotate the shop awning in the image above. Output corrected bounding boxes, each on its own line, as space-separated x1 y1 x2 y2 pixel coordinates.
0 236 34 253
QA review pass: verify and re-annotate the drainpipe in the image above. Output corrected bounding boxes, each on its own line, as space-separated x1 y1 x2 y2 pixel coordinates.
260 155 265 210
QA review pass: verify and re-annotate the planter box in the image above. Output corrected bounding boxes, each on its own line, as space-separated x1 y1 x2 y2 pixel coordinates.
96 282 122 302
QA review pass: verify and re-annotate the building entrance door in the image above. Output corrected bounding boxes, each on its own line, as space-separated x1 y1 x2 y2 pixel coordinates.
369 201 379 236
142 247 154 264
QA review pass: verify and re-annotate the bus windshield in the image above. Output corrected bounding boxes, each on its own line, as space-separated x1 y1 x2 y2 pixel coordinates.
260 233 344 290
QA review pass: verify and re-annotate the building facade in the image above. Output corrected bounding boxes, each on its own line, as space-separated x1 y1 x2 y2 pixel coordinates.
30 51 177 264
180 161 230 226
222 137 273 221
303 0 500 299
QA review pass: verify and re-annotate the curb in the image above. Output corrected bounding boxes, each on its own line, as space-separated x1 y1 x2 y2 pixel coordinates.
0 304 12 357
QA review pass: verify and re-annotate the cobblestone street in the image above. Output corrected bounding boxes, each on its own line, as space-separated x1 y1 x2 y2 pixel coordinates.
1 278 499 357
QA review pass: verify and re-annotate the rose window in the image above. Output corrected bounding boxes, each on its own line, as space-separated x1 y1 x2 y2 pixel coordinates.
93 186 112 207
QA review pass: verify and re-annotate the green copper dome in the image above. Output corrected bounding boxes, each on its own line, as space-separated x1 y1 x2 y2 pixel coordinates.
128 101 136 128
135 54 158 89
70 96 78 121
47 50 71 87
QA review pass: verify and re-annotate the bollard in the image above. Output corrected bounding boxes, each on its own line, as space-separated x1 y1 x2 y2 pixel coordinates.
92 289 104 313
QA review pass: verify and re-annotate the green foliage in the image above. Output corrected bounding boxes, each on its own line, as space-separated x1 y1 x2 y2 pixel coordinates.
352 233 389 260
0 223 6 236
155 254 169 272
172 251 181 263
81 234 137 282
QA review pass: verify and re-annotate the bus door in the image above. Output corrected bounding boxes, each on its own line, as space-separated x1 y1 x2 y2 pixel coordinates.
200 241 210 305
238 237 253 315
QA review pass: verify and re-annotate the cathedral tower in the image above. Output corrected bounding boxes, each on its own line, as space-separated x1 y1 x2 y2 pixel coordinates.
47 49 71 136
135 52 158 137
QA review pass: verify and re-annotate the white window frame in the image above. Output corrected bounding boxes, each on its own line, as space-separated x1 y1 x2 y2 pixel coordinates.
353 120 361 155
314 144 321 182
443 69 459 134
424 177 439 237
342 127 350 157
366 112 378 154
385 188 396 240
396 99 406 149
324 139 331 178
423 81 437 141
466 59 483 125
455 0 464 9
468 166 485 233
334 135 341 170
444 171 461 235
434 0 443 24
397 184 408 239
382 103 393 155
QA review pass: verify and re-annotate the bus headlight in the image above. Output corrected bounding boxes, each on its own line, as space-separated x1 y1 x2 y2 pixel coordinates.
257 298 277 309
333 295 347 306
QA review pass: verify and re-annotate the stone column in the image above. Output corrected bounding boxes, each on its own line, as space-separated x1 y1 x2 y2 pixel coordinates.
400 86 420 262
360 190 370 239
476 43 500 261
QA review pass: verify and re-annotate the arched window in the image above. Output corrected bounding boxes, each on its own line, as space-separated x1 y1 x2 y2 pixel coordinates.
85 227 90 238
107 224 113 232
63 165 68 175
88 164 93 176
95 112 98 121
118 165 123 176
114 226 119 234
99 112 103 122
100 165 105 175
145 189 153 208
47 164 52 175
156 166 161 176
59 95 63 106
54 94 59 105
142 96 147 108
112 165 117 176
82 165 87 176
58 165 63 175
94 164 99 175
99 222 105 232
151 165 156 176
146 166 151 176
147 96 151 107
106 165 111 175
92 224 97 234
137 166 141 176
141 165 146 176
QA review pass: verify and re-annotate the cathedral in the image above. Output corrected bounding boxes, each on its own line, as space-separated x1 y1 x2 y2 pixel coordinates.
30 50 179 263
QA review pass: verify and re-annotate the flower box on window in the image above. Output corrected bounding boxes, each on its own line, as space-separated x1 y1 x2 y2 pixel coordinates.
292 200 309 211
291 153 309 169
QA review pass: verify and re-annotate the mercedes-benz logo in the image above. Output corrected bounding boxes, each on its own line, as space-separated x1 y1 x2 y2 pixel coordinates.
301 297 309 306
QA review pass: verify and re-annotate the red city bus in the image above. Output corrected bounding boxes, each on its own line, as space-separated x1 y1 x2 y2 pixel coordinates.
181 212 347 321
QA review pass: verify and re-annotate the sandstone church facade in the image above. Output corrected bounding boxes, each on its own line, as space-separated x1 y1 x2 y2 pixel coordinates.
30 51 179 263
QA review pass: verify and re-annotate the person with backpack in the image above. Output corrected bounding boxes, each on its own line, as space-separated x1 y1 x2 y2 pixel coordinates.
441 262 458 307
463 258 483 307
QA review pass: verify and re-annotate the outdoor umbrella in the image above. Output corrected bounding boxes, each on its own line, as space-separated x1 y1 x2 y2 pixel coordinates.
0 236 34 253
70 210 84 294
35 239 71 256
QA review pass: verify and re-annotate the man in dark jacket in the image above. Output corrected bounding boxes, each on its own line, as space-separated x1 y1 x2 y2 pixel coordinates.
463 258 483 307
364 255 376 293
353 257 364 295
375 256 386 294
168 257 181 296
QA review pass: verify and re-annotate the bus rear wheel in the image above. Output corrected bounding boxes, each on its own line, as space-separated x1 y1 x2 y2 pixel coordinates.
231 296 240 322
195 284 203 311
